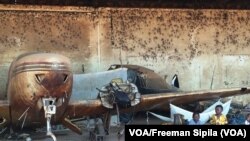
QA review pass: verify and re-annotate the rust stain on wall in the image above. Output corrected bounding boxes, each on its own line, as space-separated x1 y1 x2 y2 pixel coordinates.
98 8 250 105
102 9 250 61
0 5 250 104
0 11 93 58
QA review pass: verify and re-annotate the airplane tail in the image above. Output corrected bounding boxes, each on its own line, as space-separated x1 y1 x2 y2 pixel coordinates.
171 74 179 88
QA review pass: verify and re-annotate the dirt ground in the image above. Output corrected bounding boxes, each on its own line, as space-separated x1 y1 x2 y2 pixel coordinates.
0 112 162 141
1 105 249 141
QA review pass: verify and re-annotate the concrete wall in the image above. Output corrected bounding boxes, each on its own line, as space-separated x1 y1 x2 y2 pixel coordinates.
0 5 249 105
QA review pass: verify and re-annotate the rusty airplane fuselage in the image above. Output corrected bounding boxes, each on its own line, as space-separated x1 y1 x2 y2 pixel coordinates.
1 52 250 138
7 52 73 129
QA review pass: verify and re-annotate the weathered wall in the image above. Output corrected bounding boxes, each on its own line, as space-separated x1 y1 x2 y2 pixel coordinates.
99 8 250 105
0 6 100 99
0 5 250 105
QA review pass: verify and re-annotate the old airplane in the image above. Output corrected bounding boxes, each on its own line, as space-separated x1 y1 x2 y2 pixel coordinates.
0 52 250 140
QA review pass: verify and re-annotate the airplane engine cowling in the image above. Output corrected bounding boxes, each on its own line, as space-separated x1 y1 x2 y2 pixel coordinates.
7 52 73 129
98 81 141 109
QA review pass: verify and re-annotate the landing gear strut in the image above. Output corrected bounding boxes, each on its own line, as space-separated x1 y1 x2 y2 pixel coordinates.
43 98 57 141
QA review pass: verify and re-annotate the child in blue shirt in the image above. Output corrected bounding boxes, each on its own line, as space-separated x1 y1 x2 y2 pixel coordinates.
189 112 202 125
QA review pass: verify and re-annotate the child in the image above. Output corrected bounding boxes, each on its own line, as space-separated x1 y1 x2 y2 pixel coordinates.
210 105 228 125
245 113 250 125
189 112 202 125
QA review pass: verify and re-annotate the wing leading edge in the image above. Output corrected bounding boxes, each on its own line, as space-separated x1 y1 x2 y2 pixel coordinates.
66 87 250 119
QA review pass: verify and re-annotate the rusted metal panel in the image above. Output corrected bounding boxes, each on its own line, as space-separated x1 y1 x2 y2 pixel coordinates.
0 5 250 104
8 53 73 127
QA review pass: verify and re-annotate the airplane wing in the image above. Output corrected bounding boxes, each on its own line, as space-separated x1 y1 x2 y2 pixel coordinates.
60 87 250 134
65 87 250 119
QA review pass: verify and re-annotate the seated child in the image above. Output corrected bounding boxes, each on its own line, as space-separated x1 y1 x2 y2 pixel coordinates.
245 113 250 125
210 105 228 125
189 112 202 125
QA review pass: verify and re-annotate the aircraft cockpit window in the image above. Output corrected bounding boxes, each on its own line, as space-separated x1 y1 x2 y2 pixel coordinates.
35 74 45 84
137 74 146 88
63 74 68 83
